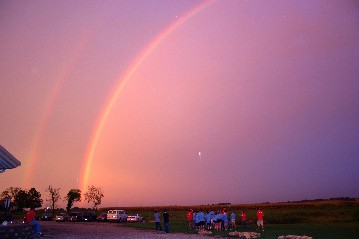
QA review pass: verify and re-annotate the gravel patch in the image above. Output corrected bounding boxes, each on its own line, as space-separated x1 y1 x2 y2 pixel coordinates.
40 221 212 239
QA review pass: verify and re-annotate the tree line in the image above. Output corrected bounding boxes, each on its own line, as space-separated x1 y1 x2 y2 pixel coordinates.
0 185 104 215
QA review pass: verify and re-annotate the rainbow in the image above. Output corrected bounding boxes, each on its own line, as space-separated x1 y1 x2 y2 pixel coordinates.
80 0 216 193
24 25 101 189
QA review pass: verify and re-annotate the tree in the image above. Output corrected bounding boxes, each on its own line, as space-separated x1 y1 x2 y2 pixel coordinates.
27 188 43 208
1 187 42 211
64 189 81 212
14 189 28 210
1 187 28 211
0 187 21 210
45 185 61 215
84 185 104 211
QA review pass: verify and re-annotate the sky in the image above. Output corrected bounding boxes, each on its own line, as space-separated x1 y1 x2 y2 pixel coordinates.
1 0 359 208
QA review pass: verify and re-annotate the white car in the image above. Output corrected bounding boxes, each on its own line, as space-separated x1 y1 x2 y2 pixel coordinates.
127 214 144 222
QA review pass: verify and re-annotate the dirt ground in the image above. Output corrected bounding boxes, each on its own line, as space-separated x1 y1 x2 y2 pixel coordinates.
39 221 211 239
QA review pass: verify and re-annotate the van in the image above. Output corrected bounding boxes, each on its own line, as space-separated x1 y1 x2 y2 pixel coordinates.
107 209 128 222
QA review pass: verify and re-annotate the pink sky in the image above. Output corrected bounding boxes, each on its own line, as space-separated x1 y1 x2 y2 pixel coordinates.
1 0 359 208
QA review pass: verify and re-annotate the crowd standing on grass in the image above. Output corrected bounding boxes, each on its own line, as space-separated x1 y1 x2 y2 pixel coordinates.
154 207 264 233
185 207 264 233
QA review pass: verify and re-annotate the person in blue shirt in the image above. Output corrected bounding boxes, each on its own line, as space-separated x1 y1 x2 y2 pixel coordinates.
205 211 212 230
230 211 236 231
195 209 205 231
209 210 215 229
215 211 222 231
154 209 162 232
192 210 197 230
222 210 228 231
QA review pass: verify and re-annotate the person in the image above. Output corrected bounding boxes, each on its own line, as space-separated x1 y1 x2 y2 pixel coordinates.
192 210 197 230
230 211 236 231
240 210 247 229
214 210 222 231
256 208 264 231
187 209 193 229
154 209 162 232
195 209 205 231
24 206 43 236
163 209 169 233
205 210 212 230
209 210 215 230
222 210 228 231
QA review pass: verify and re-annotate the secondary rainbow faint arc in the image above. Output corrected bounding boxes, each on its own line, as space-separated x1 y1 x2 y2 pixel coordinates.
80 0 216 192
24 24 102 189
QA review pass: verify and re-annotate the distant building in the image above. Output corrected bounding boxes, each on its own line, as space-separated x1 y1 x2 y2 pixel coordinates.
0 145 21 173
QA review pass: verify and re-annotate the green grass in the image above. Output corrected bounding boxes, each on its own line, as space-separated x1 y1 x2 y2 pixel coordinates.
124 222 359 239
9 199 359 238
120 201 359 238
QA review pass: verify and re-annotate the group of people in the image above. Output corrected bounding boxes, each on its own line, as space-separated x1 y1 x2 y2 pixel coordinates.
187 208 265 232
24 206 263 237
154 209 170 233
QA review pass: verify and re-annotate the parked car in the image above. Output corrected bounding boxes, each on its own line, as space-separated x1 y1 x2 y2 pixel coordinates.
107 210 128 222
55 213 68 222
127 214 144 222
68 212 83 222
82 212 97 222
41 212 53 221
96 213 107 222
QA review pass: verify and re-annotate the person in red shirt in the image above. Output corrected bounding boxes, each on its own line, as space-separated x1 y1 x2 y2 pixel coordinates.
256 208 264 231
187 209 193 229
240 210 247 229
25 206 43 236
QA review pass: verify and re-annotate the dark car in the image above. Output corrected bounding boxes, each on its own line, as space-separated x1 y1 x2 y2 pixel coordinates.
96 213 107 222
55 213 68 222
82 212 97 222
41 212 53 221
68 212 83 222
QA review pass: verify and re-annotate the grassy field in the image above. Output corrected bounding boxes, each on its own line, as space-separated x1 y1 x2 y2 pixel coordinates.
8 199 359 238
115 200 359 239
124 221 359 239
